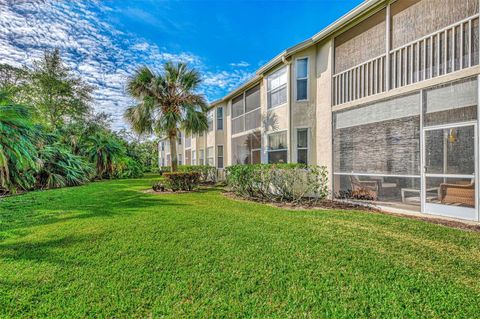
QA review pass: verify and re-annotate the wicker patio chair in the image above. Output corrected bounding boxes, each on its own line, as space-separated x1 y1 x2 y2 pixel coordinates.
350 176 379 201
439 179 475 207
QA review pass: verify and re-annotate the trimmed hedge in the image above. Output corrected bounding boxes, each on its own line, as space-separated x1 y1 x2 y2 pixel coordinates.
158 166 171 175
226 164 329 204
177 165 216 183
158 165 217 183
163 172 201 191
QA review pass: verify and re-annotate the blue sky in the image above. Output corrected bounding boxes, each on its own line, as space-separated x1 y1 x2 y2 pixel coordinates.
0 0 362 130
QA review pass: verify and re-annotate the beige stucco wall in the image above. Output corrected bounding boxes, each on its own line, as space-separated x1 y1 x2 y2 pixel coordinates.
289 45 318 165
225 99 232 166
315 39 334 194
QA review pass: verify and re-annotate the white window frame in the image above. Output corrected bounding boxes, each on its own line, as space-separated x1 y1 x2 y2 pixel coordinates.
295 57 309 102
217 145 224 168
216 107 224 131
267 130 288 163
207 146 214 166
267 66 288 110
178 153 183 166
199 149 205 165
296 127 309 164
192 149 197 165
177 132 182 145
207 110 214 132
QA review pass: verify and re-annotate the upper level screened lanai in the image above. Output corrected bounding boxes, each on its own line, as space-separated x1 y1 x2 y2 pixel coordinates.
333 0 480 106
231 84 261 135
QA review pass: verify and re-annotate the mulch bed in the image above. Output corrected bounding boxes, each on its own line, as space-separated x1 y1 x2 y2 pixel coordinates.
222 191 378 212
222 191 480 232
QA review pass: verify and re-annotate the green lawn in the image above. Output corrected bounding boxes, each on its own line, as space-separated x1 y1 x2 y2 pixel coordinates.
1 175 479 318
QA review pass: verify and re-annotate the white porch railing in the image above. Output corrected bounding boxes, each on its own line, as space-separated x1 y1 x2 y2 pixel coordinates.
333 15 480 106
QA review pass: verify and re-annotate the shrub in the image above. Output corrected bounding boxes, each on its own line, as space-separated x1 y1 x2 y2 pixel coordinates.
115 156 144 179
152 181 166 192
163 172 200 191
177 165 216 183
36 145 94 189
158 166 171 175
226 164 329 204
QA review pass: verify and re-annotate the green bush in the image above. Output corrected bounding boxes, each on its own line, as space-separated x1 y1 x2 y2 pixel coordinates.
177 165 216 183
158 166 171 175
226 164 329 204
163 172 201 191
116 156 144 179
152 181 166 192
36 145 94 189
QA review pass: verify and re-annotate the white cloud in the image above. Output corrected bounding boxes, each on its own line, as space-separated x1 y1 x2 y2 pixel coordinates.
0 0 255 131
229 61 250 67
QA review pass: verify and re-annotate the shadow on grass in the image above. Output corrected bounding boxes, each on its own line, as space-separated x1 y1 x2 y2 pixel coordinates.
0 187 189 241
0 233 102 266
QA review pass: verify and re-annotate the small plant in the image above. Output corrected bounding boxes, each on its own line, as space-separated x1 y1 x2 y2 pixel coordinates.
152 181 166 192
163 172 200 191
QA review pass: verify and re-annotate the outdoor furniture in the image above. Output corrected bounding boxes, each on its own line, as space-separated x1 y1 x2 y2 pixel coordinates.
440 180 475 207
350 176 378 200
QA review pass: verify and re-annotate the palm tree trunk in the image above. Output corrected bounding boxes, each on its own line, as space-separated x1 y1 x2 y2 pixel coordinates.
169 135 178 172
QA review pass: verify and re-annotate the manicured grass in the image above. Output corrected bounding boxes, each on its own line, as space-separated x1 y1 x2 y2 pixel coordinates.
1 175 479 318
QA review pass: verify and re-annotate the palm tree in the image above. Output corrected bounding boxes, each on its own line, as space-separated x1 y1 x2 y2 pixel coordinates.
0 90 37 193
85 134 125 179
124 62 208 171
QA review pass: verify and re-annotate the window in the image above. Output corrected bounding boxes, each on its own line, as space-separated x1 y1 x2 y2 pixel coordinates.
192 150 196 165
245 85 260 112
177 132 182 145
217 145 224 169
231 84 261 134
160 142 165 151
185 135 191 148
267 67 287 109
185 149 191 165
166 154 171 166
232 131 262 164
178 154 183 166
296 58 308 101
232 94 244 118
297 128 308 164
268 131 287 163
207 147 214 166
216 107 223 130
207 110 214 132
199 149 205 165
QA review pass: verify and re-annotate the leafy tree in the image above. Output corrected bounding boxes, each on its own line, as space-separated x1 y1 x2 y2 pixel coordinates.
57 112 113 155
0 91 37 193
125 62 208 171
0 63 29 92
27 48 94 129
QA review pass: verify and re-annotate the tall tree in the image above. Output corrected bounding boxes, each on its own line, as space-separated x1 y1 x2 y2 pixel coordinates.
125 62 208 171
28 48 94 129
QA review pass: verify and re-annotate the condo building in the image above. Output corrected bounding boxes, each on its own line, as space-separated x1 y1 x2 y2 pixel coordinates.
159 0 480 221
